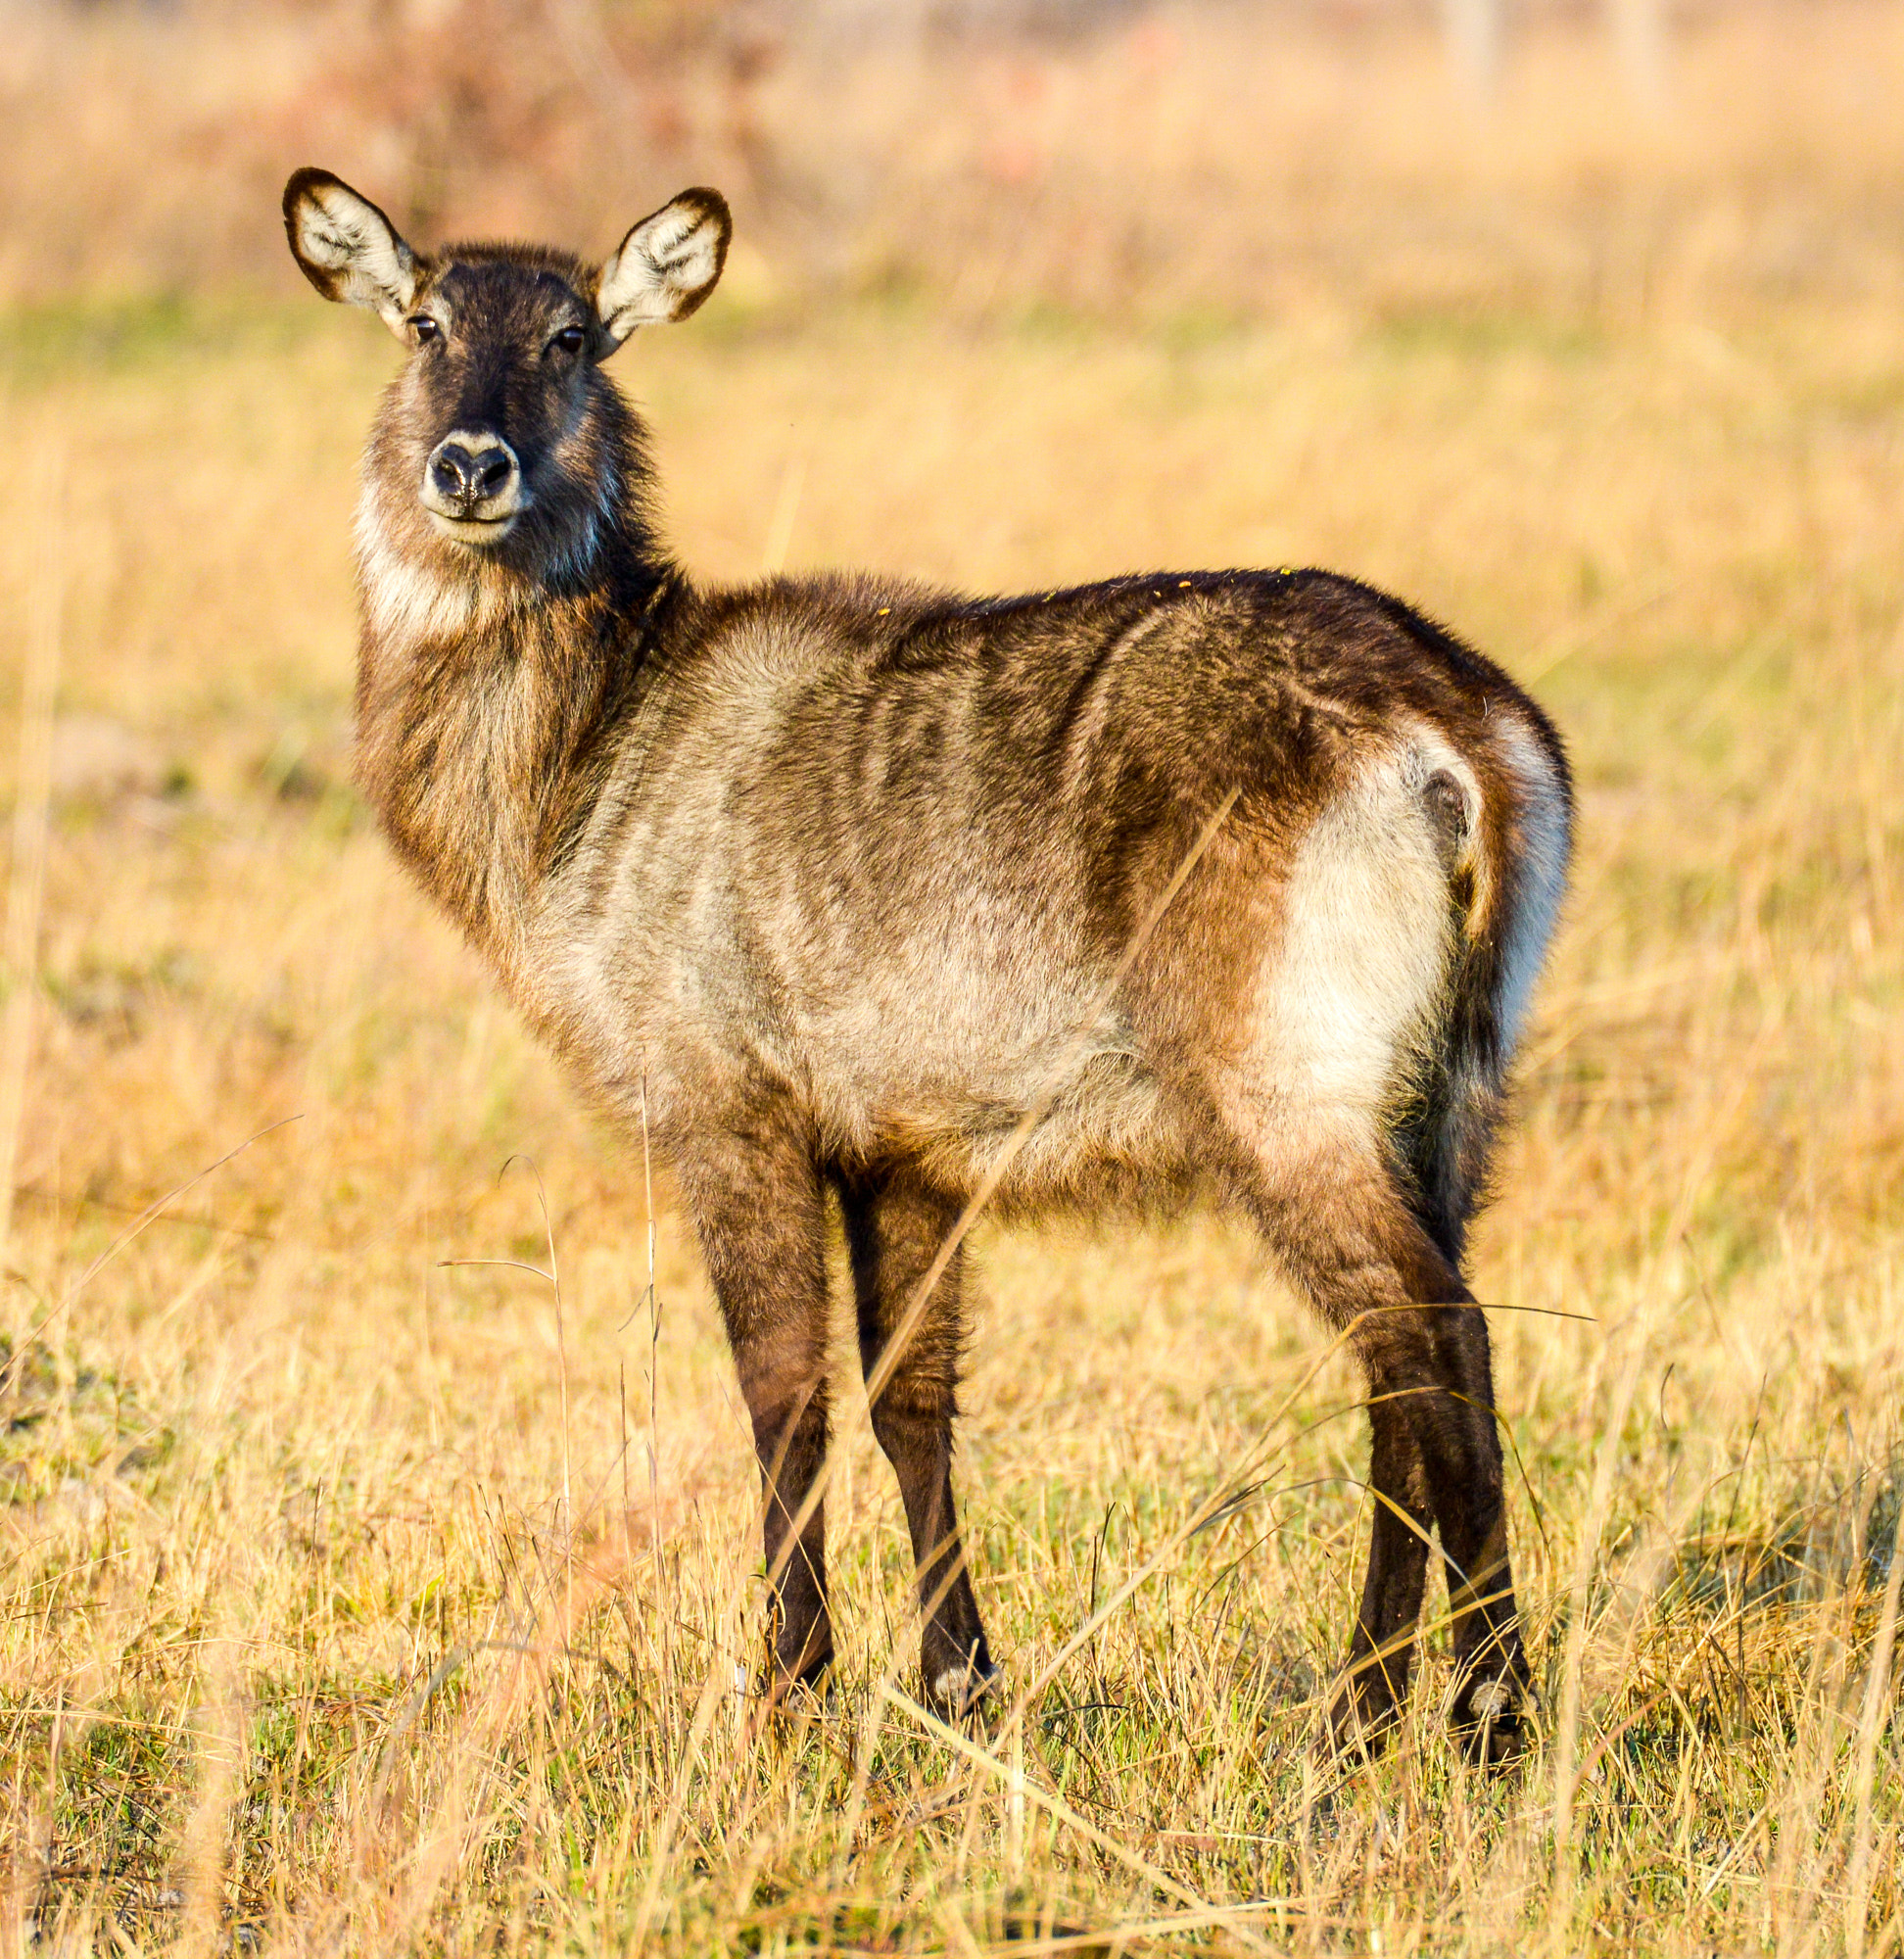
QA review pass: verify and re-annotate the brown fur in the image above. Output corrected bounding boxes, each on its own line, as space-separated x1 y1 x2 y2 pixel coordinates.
284 168 1574 1760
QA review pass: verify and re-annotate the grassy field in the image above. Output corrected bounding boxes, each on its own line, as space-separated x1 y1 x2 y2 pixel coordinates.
2 20 1903 1951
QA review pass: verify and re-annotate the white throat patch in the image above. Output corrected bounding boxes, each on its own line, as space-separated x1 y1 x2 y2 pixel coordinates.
355 487 501 644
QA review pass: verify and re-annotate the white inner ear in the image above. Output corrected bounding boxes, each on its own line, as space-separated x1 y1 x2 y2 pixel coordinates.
297 185 418 326
597 202 724 342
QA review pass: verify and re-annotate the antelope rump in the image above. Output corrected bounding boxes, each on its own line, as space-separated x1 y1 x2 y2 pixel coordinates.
282 167 1572 1763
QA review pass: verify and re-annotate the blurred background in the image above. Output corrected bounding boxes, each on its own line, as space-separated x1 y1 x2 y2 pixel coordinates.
4 0 1902 329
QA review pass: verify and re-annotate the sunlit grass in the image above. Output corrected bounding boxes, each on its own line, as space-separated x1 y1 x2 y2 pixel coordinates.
2 108 1902 1955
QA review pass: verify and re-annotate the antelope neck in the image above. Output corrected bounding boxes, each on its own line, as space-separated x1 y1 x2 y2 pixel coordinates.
353 523 676 980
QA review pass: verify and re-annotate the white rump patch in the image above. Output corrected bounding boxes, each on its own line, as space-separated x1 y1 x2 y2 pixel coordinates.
1492 716 1571 1056
1251 736 1462 1123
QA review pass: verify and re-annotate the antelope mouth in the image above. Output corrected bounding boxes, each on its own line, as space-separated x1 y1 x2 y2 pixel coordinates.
425 507 522 547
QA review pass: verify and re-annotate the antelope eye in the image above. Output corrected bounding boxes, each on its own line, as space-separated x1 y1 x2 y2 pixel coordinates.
408 315 441 345
548 325 587 357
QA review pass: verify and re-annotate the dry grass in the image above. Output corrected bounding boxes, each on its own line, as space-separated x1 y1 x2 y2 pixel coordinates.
3 6 1903 1954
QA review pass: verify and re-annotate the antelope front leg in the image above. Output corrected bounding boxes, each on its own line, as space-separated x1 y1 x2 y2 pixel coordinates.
678 1118 835 1699
839 1171 995 1715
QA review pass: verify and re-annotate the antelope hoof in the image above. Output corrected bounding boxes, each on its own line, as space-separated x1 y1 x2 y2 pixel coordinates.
748 1670 835 1744
753 1648 834 1726
926 1655 1000 1722
1451 1672 1528 1770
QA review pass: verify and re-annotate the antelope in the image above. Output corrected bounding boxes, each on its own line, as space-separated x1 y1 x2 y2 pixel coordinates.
283 167 1571 1763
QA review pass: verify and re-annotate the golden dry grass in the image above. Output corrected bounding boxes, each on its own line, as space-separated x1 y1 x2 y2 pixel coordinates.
3 7 1903 1954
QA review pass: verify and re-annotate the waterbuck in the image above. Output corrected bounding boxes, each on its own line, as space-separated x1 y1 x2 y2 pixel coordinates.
283 167 1571 1763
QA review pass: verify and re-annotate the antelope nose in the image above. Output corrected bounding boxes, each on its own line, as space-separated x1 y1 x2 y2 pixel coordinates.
428 437 516 507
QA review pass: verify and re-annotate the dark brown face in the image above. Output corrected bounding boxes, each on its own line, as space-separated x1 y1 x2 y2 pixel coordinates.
282 167 731 580
381 250 611 563
408 260 591 542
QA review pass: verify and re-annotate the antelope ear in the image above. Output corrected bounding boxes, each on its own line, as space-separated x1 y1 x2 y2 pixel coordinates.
594 188 731 350
283 167 423 340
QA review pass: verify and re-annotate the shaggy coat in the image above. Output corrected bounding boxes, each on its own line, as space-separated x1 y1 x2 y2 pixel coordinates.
284 167 1572 1760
